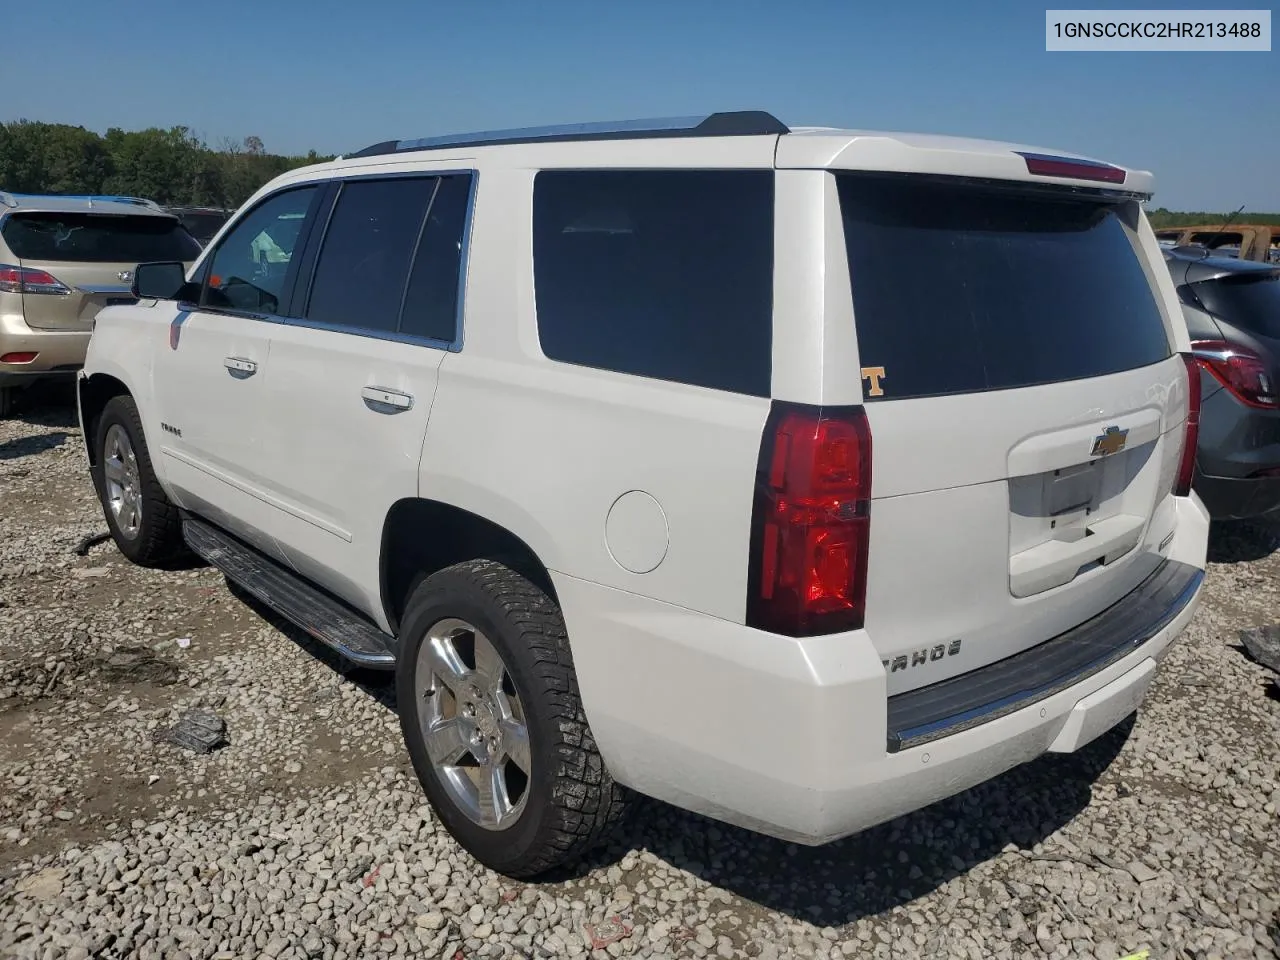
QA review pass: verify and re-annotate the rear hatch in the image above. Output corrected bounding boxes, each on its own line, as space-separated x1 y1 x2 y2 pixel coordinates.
1 210 201 331
1185 263 1280 358
836 172 1190 695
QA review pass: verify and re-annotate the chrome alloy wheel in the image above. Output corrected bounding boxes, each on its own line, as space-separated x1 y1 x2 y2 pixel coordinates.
103 424 142 539
415 618 531 830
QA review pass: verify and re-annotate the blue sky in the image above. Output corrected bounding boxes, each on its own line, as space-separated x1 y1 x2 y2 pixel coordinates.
3 0 1276 210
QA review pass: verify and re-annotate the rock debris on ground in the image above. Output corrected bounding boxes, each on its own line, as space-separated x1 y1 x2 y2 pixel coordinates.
2 386 1279 960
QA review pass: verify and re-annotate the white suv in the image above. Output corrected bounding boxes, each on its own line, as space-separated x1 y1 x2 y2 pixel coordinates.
77 112 1210 878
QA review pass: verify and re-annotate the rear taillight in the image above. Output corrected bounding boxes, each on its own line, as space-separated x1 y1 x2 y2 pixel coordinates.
1015 151 1127 184
1175 353 1202 498
0 265 72 296
747 403 872 637
0 352 38 364
1190 339 1280 409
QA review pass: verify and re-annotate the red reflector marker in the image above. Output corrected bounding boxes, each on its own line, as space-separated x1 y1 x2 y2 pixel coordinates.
1016 151 1127 184
748 402 872 637
1175 353 1202 498
1 352 38 363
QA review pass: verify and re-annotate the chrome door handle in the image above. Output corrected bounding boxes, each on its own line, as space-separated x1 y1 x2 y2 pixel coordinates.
361 386 414 413
223 356 257 377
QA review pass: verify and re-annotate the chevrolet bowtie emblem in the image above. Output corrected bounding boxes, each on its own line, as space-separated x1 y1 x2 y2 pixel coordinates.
1091 425 1129 458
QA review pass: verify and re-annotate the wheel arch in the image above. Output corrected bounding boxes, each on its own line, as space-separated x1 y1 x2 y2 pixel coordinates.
77 372 133 466
379 498 559 636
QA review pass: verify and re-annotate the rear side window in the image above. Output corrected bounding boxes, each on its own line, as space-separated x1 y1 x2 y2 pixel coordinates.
838 174 1172 401
2 213 201 263
306 177 438 334
398 175 470 343
1191 273 1280 340
305 174 471 343
533 170 774 397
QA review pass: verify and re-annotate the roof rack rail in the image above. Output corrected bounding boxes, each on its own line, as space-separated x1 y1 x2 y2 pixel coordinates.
346 110 789 159
78 194 166 211
0 193 166 211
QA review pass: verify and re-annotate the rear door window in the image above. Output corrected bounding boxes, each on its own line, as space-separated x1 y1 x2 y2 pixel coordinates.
2 213 202 263
1191 272 1280 340
532 169 774 397
397 175 470 344
837 174 1172 401
305 177 439 335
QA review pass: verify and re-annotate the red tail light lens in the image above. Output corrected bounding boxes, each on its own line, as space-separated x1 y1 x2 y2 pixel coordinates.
747 403 871 637
1016 152 1127 184
1175 353 1202 498
1190 339 1280 409
0 264 72 296
0 352 38 364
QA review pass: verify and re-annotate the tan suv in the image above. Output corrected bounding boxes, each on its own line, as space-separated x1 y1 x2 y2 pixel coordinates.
0 192 201 415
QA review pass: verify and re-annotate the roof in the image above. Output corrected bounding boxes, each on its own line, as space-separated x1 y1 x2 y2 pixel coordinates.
1164 248 1280 285
0 192 174 217
345 111 790 158
263 110 1152 202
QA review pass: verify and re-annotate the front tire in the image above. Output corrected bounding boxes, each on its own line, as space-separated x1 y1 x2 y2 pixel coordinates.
396 559 628 878
92 395 186 566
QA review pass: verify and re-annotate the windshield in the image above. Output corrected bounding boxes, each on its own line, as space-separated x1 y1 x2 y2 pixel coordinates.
1192 272 1280 340
837 173 1172 400
2 212 202 263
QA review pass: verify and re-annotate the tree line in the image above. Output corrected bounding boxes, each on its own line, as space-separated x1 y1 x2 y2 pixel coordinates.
0 121 334 209
1147 207 1280 228
4 123 1277 224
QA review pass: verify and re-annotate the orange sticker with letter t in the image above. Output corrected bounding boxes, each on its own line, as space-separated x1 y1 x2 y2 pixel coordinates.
861 366 886 398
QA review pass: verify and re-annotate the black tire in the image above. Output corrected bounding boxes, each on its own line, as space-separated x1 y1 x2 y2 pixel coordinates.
0 386 16 418
91 394 186 566
396 559 629 878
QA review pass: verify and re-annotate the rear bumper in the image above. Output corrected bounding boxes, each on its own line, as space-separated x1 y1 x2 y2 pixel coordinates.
1195 386 1280 519
0 312 90 387
557 495 1209 845
1193 468 1280 520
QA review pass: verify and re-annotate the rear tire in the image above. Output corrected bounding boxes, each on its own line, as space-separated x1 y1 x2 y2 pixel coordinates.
0 386 16 418
396 559 629 878
92 395 186 566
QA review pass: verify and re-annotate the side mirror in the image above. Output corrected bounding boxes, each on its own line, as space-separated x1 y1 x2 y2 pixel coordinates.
133 261 197 301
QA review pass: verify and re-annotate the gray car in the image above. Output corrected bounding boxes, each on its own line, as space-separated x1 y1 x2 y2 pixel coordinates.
1167 246 1280 519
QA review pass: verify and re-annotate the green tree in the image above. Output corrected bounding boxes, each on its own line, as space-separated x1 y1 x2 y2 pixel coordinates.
102 126 210 204
1 118 336 208
0 120 110 194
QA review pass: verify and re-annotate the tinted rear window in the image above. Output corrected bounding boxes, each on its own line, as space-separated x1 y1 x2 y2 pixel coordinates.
533 169 774 397
306 177 438 334
838 175 1171 401
2 212 202 263
1191 272 1280 340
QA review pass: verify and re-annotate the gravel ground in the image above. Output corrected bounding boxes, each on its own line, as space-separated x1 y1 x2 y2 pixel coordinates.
2 386 1279 960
